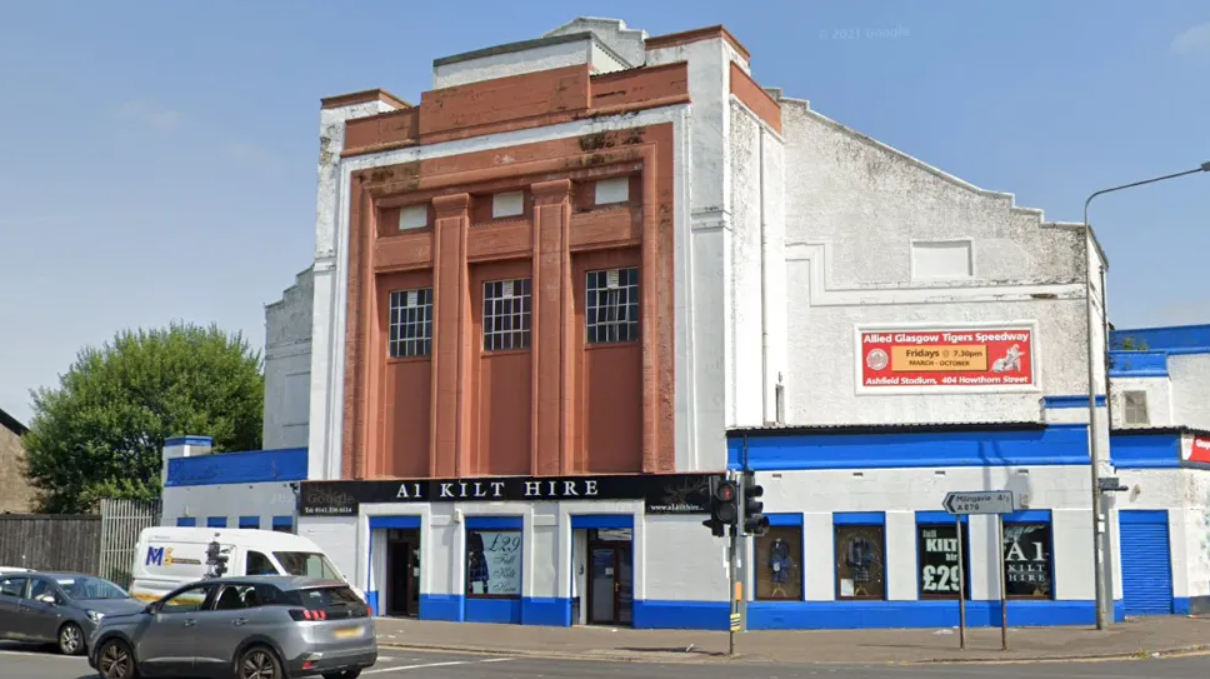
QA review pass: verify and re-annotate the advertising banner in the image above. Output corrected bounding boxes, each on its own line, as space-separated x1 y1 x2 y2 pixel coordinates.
858 325 1035 391
1189 436 1210 464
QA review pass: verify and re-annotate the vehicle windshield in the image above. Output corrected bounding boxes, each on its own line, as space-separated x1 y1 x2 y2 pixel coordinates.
56 576 128 601
272 552 342 580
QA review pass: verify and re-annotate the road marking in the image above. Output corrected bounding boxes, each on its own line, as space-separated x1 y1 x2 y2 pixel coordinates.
363 658 512 674
0 649 83 659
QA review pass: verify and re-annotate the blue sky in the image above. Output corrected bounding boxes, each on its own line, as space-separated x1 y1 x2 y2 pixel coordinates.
1 1 1207 424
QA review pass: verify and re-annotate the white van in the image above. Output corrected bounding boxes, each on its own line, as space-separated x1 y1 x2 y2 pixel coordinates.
129 527 364 604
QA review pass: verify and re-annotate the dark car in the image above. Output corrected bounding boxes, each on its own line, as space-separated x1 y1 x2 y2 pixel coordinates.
88 575 377 679
0 571 142 655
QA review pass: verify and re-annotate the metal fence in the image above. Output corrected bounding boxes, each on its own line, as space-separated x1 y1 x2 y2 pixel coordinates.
0 514 102 573
99 499 161 588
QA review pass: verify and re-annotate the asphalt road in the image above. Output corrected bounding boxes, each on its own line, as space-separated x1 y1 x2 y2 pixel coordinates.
6 641 1210 679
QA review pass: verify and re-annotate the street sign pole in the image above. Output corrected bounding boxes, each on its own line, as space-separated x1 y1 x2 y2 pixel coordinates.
956 515 966 650
942 490 1016 652
997 514 1008 651
727 470 738 657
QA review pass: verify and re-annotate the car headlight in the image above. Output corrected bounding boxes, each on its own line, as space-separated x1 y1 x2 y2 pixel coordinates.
86 610 105 622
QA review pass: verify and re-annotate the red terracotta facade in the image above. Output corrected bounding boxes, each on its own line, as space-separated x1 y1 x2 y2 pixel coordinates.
336 66 684 481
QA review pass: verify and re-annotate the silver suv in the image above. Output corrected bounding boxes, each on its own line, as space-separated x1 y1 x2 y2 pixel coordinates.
87 576 376 679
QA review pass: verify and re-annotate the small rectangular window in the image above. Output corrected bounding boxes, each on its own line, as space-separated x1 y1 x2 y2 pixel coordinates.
586 267 639 344
238 516 260 530
1003 522 1053 599
755 526 802 601
492 191 524 218
483 278 531 352
835 524 885 600
399 204 428 230
207 517 227 528
389 288 433 358
1124 391 1149 425
594 176 630 205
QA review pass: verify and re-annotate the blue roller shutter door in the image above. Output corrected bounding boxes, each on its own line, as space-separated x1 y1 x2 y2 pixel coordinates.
1120 510 1173 616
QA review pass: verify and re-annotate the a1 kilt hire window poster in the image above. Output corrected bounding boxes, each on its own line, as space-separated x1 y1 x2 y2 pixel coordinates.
856 323 1038 392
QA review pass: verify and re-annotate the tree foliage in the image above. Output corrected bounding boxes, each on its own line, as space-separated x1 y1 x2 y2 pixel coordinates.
23 322 264 513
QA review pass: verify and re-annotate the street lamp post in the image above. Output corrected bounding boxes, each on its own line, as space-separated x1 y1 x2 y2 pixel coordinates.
1083 161 1210 631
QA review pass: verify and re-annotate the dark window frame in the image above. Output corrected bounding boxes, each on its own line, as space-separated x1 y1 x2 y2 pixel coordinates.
1002 521 1055 600
754 525 804 602
915 521 972 600
834 523 887 601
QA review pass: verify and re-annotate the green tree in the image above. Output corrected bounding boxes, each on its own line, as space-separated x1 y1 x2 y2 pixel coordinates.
23 322 264 513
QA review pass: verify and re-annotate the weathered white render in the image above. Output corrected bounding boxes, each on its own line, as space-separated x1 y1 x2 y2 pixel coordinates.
192 17 1210 629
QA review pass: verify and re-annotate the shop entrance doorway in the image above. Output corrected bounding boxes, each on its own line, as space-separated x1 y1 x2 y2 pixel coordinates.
385 528 420 617
587 529 633 626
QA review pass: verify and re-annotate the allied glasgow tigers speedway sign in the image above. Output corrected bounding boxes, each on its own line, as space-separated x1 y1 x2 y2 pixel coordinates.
857 324 1037 392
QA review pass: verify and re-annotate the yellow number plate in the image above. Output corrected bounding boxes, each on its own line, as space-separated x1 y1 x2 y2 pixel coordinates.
334 626 362 639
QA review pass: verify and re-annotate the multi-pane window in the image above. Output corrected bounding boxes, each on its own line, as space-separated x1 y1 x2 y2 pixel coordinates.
586 267 639 344
1124 391 1149 425
483 279 531 352
389 288 433 358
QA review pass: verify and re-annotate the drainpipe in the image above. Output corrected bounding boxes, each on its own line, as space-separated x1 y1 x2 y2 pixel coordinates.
759 129 771 422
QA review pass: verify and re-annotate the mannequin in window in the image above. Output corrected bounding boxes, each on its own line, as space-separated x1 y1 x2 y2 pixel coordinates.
767 537 796 598
467 533 489 594
845 536 875 596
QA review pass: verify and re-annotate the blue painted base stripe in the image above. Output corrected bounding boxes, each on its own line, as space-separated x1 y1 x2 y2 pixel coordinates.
420 594 464 622
521 597 573 626
365 591 380 616
634 600 1127 630
466 598 522 624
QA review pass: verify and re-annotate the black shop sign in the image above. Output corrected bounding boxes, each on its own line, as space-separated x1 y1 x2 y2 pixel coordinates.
298 473 721 516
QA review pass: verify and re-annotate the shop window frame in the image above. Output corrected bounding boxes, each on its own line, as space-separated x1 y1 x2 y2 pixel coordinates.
465 517 523 601
914 512 971 601
1002 510 1055 601
833 512 887 601
753 514 804 602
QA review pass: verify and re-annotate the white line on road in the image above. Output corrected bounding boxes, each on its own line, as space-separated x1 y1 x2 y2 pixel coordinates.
0 649 83 659
363 658 512 674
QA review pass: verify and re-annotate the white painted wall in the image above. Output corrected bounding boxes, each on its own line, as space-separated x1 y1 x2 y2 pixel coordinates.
433 36 630 90
163 481 297 530
778 100 1100 432
1170 355 1210 431
1110 376 1173 429
264 267 313 450
544 18 648 69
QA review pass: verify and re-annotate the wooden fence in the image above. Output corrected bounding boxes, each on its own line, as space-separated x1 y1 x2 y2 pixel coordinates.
0 514 102 573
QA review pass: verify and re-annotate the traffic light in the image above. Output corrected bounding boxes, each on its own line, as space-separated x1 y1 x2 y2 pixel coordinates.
741 471 768 536
702 476 738 537
206 538 229 578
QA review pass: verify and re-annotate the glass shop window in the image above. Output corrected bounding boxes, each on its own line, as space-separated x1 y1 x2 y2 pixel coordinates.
834 524 886 600
755 526 802 601
917 523 971 599
1003 522 1053 599
466 529 522 598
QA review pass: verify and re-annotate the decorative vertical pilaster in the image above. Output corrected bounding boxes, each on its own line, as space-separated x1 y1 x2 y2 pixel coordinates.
531 179 574 475
430 193 472 478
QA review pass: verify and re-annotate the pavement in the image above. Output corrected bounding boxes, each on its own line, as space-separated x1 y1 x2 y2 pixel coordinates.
9 642 1210 679
371 615 1210 664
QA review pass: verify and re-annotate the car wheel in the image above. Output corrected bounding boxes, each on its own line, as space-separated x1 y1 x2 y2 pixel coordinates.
57 622 85 656
97 639 138 679
323 671 362 679
238 645 283 679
